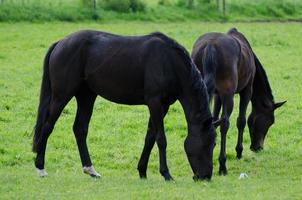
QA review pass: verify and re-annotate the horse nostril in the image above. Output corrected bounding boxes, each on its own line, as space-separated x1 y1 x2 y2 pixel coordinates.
193 175 199 181
193 174 212 181
202 175 211 181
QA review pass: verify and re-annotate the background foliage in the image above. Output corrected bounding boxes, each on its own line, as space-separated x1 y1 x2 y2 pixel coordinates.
0 0 301 22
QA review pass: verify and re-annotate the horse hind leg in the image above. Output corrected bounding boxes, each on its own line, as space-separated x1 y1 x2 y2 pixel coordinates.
73 89 100 178
218 94 234 176
35 95 71 177
213 94 221 121
236 86 252 159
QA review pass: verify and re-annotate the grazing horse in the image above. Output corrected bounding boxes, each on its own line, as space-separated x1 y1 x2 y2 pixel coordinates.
191 28 286 175
33 31 216 181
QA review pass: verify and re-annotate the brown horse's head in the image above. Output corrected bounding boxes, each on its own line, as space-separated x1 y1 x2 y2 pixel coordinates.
248 101 286 151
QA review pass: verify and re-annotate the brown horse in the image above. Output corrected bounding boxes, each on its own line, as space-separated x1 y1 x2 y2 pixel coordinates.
33 31 216 181
192 28 286 175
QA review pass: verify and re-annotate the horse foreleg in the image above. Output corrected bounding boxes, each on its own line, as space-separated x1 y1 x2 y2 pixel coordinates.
137 105 169 180
137 119 156 179
146 99 172 181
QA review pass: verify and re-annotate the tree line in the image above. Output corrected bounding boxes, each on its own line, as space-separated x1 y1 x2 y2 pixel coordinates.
187 0 226 15
80 0 227 15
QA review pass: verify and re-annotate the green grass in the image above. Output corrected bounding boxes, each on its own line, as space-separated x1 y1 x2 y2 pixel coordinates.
0 21 302 199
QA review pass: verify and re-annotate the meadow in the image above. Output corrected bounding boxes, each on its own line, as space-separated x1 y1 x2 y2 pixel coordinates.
0 21 301 199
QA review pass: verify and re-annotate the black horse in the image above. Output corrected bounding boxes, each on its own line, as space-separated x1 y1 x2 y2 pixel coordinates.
33 31 216 181
192 28 286 175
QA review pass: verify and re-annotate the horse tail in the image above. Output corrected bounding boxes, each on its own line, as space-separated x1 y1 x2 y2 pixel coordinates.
202 44 217 102
32 42 58 153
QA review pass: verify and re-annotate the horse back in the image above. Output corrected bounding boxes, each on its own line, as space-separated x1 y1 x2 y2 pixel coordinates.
48 30 179 105
192 32 241 94
227 28 256 92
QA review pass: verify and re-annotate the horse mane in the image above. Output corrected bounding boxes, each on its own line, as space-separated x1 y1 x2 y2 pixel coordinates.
150 32 198 79
150 32 191 62
151 32 211 119
252 53 274 104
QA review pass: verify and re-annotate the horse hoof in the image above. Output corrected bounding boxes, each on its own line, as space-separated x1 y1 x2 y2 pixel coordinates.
165 177 174 181
139 172 147 179
165 176 174 182
218 168 228 176
83 165 101 178
163 173 174 181
36 168 48 177
90 173 101 178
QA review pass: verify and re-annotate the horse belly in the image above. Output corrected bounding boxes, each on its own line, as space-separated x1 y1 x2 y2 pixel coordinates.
86 72 146 105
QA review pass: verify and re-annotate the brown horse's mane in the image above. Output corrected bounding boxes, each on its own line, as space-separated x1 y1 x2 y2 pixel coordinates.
252 53 274 103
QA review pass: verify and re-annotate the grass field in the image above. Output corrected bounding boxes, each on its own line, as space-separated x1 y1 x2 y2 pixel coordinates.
0 21 301 199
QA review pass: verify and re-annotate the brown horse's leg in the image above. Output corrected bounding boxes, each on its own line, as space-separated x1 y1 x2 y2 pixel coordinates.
73 89 99 177
137 105 169 179
236 87 252 159
213 94 221 121
218 94 234 176
35 96 71 176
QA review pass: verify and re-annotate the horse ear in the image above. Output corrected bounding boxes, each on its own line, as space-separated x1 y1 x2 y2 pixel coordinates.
212 119 222 128
274 101 287 110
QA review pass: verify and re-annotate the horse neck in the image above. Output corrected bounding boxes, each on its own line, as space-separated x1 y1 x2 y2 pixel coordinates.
251 90 274 113
251 55 274 112
179 95 210 131
177 65 212 129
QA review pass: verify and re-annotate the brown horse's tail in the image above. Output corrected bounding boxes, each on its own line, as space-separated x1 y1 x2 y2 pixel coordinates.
202 43 217 102
32 42 58 153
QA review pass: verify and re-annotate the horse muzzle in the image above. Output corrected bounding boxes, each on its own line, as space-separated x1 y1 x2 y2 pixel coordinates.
192 173 212 181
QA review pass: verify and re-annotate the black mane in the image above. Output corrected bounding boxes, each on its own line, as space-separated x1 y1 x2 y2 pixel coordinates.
150 32 192 68
252 53 274 105
151 32 190 54
151 32 211 120
190 61 211 120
